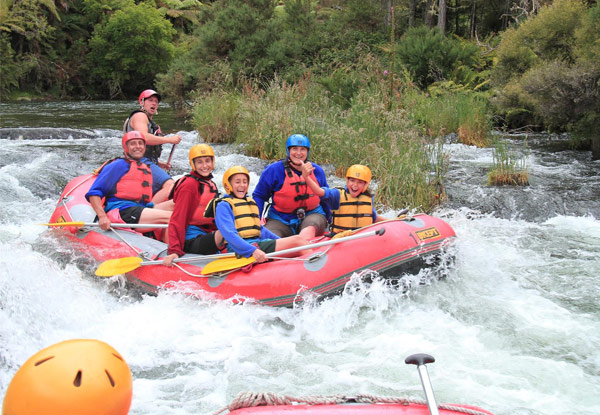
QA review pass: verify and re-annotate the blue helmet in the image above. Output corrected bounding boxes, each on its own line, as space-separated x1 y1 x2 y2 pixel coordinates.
286 134 310 157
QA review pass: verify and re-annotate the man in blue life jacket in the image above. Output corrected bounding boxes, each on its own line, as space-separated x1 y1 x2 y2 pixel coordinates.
252 134 330 239
86 131 174 234
123 89 182 171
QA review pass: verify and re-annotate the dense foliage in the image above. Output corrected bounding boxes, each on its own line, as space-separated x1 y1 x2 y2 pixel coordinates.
1 0 599 170
492 0 600 148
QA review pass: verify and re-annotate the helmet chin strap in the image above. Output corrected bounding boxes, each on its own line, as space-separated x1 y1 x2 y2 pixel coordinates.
140 100 157 116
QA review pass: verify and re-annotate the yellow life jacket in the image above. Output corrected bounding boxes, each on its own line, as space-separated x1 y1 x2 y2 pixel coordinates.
220 196 262 239
330 188 373 234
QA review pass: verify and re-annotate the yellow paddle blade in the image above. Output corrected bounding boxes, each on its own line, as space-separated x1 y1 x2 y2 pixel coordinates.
95 257 143 277
41 221 86 227
201 256 256 275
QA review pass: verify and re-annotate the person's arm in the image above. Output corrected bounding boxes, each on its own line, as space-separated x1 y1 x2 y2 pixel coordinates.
312 164 329 188
84 161 126 230
371 196 386 222
166 180 195 257
300 161 325 197
260 226 280 241
215 202 257 258
88 196 111 230
252 163 280 218
129 112 181 146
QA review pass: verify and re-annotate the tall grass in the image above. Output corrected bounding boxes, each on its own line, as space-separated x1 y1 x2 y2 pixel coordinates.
189 55 500 211
488 137 530 186
406 91 491 147
191 90 240 144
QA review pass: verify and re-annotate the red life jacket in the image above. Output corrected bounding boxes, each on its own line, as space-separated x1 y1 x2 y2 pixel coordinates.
114 159 153 204
169 173 219 231
272 161 320 213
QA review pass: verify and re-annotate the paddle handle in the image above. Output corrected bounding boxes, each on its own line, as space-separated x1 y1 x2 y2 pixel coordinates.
266 227 385 258
405 354 440 415
166 144 177 165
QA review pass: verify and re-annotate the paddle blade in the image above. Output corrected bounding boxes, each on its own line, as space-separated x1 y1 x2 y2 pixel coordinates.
201 256 256 275
95 257 143 277
42 221 86 227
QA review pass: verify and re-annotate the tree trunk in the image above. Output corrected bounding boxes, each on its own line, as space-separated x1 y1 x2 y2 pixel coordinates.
592 135 600 161
381 0 392 28
408 0 417 27
424 0 435 28
469 0 477 39
438 0 447 35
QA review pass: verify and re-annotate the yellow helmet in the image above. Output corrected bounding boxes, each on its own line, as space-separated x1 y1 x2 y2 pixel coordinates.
189 144 215 171
2 339 132 415
346 164 372 187
222 165 250 195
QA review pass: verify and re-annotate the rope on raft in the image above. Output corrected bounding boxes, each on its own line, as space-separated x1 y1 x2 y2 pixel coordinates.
214 392 492 415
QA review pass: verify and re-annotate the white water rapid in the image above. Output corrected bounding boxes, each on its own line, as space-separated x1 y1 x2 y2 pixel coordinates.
1 102 599 415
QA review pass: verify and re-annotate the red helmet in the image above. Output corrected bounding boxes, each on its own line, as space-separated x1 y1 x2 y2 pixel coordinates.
122 131 146 154
138 89 161 105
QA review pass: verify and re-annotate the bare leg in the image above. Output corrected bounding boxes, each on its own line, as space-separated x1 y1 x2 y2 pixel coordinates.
298 225 317 240
274 235 309 257
153 199 175 211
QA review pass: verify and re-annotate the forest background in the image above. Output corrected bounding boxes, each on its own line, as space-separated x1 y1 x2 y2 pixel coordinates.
1 0 599 212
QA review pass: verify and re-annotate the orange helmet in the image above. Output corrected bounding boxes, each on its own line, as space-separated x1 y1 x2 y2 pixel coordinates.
189 144 215 171
122 130 145 154
138 89 161 105
346 164 372 187
223 165 250 195
2 339 133 415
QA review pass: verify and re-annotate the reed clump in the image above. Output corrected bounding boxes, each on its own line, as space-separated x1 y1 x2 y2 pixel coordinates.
488 137 530 186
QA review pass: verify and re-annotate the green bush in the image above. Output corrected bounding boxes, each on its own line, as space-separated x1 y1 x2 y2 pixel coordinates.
493 0 587 86
396 26 480 89
492 0 599 139
0 34 21 98
88 3 176 96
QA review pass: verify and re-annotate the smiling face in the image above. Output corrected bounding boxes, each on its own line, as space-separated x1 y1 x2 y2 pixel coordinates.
288 146 308 167
141 95 159 116
229 173 249 198
346 177 368 198
193 156 214 177
125 139 146 160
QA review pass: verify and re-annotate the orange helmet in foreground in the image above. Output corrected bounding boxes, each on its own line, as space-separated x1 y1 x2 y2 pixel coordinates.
2 339 133 415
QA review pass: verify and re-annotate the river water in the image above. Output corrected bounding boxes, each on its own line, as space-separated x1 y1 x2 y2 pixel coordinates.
1 101 599 415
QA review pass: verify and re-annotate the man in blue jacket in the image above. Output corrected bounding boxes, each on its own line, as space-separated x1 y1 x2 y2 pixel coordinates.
86 131 173 233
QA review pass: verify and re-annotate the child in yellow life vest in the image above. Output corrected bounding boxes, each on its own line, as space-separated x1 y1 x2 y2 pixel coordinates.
300 163 386 234
213 166 309 263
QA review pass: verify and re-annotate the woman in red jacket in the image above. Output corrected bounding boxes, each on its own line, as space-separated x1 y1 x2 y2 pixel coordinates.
163 144 224 266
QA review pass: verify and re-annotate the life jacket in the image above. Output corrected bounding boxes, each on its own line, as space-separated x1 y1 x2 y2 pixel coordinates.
207 196 262 239
169 173 219 231
123 109 163 162
113 158 153 204
271 160 320 213
330 187 374 234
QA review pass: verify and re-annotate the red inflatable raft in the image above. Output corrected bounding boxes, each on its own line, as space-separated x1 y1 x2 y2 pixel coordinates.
217 354 494 415
48 174 457 306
